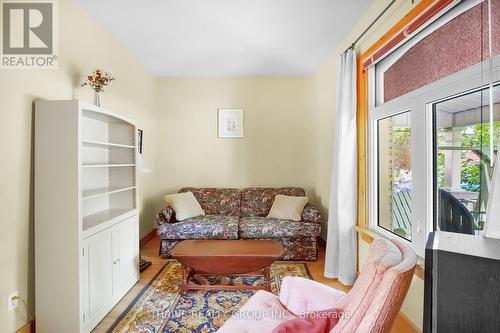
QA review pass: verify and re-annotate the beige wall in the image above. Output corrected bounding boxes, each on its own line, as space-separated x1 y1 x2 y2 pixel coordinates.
0 0 158 331
310 0 424 329
154 77 317 212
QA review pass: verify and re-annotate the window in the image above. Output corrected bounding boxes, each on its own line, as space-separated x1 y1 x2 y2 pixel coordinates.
434 85 500 235
370 78 500 256
377 112 412 241
367 0 499 257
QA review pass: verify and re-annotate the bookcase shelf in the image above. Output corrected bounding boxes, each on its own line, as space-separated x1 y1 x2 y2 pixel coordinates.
82 208 135 232
80 106 138 234
82 186 136 200
82 140 135 149
82 163 136 168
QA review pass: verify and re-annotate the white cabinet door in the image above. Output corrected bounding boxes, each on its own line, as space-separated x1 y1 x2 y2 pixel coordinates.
82 229 113 327
115 216 139 294
81 216 139 331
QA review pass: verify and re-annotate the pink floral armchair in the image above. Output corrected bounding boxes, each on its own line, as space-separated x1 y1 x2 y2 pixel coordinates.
217 238 417 333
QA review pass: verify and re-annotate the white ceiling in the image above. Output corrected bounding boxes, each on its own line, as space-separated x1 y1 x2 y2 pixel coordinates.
76 0 372 77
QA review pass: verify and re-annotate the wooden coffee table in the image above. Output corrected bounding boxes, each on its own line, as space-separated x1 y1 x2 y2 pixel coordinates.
171 239 283 292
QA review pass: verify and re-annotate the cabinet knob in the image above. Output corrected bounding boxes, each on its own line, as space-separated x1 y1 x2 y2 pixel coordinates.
113 259 120 265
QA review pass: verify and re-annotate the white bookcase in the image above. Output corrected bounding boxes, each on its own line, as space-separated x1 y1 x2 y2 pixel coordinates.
35 100 140 333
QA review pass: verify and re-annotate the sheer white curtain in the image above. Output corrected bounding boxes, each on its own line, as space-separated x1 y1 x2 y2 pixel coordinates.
324 49 357 285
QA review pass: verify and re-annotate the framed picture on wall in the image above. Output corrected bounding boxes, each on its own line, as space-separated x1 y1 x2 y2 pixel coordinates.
137 129 143 154
218 109 244 138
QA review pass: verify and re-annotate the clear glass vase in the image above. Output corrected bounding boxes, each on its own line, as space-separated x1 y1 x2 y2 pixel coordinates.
93 91 100 107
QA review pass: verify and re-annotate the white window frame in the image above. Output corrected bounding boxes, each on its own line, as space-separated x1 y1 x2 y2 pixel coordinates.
368 53 500 258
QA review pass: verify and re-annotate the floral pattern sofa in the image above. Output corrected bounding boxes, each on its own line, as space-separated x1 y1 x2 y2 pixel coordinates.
156 187 322 261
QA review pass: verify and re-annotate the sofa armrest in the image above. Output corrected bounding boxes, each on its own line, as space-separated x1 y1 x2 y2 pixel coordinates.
279 276 346 316
156 206 176 225
302 203 323 224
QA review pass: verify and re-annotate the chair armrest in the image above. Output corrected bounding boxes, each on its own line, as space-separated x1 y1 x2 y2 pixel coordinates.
156 206 176 225
302 203 323 224
279 276 346 316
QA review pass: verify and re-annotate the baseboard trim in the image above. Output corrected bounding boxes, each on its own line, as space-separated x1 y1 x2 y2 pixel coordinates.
16 320 35 333
140 228 157 248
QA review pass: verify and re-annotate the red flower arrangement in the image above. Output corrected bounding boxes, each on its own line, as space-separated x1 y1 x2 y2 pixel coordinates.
81 69 115 93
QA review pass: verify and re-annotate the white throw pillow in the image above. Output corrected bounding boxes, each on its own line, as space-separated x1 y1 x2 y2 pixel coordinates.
164 192 205 221
267 195 308 221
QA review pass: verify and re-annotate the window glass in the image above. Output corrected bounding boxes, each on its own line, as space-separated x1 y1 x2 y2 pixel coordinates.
378 111 412 240
434 84 500 235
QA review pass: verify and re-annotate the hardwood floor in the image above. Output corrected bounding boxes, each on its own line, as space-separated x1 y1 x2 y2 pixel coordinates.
92 236 417 333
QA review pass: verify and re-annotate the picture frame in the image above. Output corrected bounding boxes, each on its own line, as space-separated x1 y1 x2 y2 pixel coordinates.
137 129 143 154
218 109 244 138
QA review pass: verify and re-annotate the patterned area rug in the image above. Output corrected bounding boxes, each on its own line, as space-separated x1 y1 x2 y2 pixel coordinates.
108 260 312 333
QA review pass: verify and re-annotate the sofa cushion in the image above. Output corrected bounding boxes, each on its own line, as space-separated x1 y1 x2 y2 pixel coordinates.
164 192 205 221
239 216 321 239
157 215 239 240
267 195 309 221
217 290 296 333
180 187 240 216
241 187 306 217
272 308 343 333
